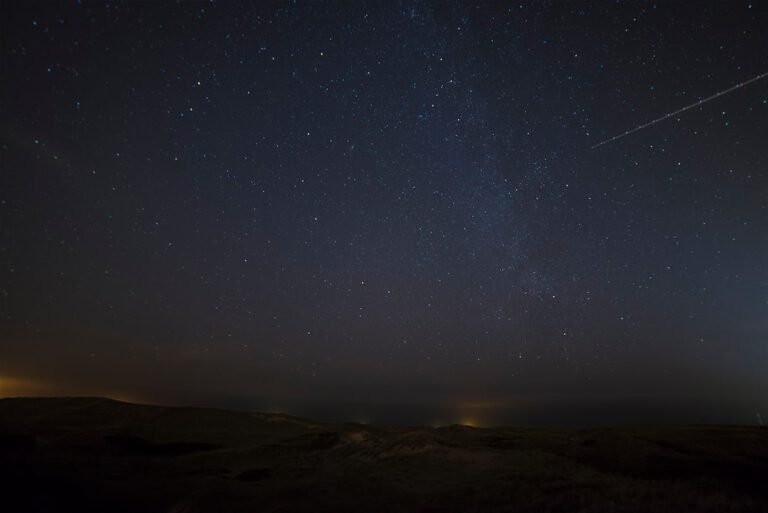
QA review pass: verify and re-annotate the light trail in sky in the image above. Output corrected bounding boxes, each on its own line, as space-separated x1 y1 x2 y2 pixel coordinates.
591 71 768 149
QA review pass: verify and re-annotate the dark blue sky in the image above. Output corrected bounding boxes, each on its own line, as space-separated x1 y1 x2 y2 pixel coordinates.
1 1 767 426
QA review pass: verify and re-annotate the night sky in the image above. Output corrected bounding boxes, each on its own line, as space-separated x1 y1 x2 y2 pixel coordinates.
1 1 767 426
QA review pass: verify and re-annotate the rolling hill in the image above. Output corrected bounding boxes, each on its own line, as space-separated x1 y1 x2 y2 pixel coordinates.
1 397 766 512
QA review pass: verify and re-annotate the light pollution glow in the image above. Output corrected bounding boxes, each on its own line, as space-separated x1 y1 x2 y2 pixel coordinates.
0 374 143 404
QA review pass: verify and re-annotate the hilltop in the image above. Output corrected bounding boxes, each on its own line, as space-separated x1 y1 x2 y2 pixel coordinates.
1 397 766 512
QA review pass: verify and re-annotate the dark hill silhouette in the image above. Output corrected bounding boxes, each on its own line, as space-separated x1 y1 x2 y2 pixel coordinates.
1 397 767 512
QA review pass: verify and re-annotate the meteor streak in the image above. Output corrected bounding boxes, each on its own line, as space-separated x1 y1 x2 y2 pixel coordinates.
591 71 768 149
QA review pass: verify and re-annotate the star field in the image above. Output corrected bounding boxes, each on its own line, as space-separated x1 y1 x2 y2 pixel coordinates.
1 1 767 425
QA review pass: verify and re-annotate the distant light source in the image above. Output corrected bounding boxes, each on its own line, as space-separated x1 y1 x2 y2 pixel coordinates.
0 375 48 397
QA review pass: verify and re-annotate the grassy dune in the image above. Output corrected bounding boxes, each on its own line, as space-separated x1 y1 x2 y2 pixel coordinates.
1 397 766 512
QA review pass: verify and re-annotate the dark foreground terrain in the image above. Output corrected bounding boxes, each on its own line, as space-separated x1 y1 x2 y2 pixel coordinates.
1 398 766 512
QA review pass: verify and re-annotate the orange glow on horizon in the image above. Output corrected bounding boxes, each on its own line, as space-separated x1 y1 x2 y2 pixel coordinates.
0 375 143 404
0 375 50 397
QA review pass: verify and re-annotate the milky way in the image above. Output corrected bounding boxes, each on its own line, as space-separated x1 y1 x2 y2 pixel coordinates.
1 1 767 425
